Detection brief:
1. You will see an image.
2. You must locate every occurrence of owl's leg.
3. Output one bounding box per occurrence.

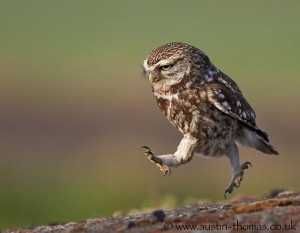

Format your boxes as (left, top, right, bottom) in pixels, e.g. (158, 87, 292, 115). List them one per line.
(142, 136, 197, 175)
(224, 142, 252, 198)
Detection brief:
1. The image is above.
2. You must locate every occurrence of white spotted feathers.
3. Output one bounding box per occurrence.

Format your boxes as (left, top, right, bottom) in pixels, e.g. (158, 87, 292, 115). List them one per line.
(144, 42, 278, 157)
(142, 42, 278, 198)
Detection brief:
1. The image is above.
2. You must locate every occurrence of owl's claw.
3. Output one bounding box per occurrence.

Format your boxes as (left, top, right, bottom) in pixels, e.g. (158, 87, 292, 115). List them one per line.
(241, 161, 252, 170)
(141, 146, 171, 175)
(224, 161, 252, 199)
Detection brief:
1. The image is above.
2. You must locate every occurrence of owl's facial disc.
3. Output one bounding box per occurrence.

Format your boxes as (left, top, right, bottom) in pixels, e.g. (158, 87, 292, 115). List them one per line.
(143, 57, 180, 84)
(149, 61, 175, 83)
(143, 59, 164, 83)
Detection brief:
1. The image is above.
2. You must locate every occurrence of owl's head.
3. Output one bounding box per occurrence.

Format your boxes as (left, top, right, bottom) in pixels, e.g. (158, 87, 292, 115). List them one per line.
(143, 42, 211, 92)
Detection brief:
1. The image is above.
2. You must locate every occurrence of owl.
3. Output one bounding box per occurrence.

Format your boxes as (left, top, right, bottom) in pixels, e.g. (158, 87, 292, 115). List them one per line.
(142, 42, 278, 198)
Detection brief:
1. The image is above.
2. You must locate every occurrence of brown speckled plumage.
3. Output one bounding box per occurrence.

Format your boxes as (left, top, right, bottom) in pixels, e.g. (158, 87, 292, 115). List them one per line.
(142, 42, 278, 197)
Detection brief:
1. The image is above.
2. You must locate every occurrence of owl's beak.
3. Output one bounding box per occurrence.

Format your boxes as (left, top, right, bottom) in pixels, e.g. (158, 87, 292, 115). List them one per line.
(148, 74, 160, 83)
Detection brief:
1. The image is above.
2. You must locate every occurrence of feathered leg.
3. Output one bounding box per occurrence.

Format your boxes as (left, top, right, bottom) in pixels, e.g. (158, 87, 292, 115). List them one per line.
(142, 136, 197, 175)
(224, 142, 252, 198)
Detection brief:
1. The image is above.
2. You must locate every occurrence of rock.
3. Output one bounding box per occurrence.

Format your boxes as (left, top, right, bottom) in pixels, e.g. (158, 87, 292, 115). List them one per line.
(4, 190, 300, 233)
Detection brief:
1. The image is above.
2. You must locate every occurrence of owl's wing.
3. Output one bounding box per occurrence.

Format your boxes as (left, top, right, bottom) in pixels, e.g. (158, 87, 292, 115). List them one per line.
(206, 73, 269, 142)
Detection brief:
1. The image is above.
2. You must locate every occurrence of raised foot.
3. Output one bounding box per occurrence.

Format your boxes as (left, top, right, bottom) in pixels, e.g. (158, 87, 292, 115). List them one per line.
(224, 161, 252, 199)
(141, 146, 171, 175)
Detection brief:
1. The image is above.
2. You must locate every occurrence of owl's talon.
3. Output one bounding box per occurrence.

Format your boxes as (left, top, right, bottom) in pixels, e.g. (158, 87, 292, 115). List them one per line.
(163, 167, 171, 176)
(141, 146, 151, 151)
(224, 186, 234, 199)
(224, 162, 252, 198)
(141, 146, 153, 155)
(141, 146, 171, 175)
(241, 161, 252, 170)
(224, 175, 242, 199)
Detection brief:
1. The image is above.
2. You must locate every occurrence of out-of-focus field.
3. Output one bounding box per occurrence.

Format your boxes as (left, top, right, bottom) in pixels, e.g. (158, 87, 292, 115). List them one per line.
(0, 0, 299, 229)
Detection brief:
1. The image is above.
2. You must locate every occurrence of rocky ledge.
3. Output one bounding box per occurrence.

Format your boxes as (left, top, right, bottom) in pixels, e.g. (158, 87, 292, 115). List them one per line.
(4, 190, 300, 233)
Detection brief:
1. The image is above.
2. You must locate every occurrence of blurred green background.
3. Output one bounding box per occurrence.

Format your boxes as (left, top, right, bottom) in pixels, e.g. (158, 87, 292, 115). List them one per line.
(0, 0, 299, 229)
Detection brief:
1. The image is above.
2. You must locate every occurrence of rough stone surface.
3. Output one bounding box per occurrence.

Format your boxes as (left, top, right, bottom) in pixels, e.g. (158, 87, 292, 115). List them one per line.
(4, 190, 300, 233)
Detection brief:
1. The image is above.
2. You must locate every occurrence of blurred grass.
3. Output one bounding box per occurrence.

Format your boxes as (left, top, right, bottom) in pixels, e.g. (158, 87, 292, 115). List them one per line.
(0, 0, 300, 230)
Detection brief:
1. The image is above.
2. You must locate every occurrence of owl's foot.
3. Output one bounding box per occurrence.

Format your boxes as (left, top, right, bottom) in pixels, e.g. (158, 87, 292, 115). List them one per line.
(224, 161, 252, 199)
(142, 146, 171, 175)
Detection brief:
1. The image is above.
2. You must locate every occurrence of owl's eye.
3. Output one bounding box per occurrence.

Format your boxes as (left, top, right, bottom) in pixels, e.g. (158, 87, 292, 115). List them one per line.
(160, 64, 173, 71)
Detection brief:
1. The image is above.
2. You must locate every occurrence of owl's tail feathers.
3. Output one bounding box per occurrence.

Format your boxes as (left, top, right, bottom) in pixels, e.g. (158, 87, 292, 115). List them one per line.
(237, 127, 279, 155)
(256, 138, 279, 155)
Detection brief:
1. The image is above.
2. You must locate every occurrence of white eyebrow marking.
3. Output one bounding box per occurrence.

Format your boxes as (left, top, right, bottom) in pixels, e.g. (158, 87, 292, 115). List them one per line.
(156, 59, 172, 67)
(143, 58, 173, 72)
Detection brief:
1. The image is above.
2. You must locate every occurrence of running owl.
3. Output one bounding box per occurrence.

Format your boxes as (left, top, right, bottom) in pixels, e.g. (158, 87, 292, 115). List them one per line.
(142, 42, 278, 198)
